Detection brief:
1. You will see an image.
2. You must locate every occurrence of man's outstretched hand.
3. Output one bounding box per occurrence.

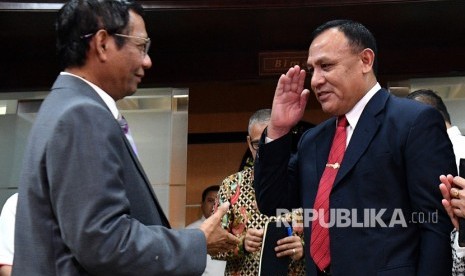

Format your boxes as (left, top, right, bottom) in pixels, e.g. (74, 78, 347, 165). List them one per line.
(200, 202, 240, 255)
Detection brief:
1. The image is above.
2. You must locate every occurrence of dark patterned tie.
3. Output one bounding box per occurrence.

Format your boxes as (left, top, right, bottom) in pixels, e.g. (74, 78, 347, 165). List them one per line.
(117, 113, 138, 156)
(310, 115, 348, 271)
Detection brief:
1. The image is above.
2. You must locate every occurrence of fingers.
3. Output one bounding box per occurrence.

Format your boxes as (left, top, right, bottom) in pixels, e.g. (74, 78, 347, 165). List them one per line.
(296, 65, 306, 89)
(222, 232, 240, 251)
(275, 73, 288, 96)
(451, 194, 465, 216)
(439, 175, 461, 229)
(275, 236, 303, 260)
(288, 65, 306, 93)
(288, 65, 304, 92)
(202, 202, 240, 255)
(277, 65, 307, 95)
(454, 176, 465, 189)
(226, 232, 240, 246)
(244, 236, 262, 252)
(244, 229, 263, 253)
(453, 208, 465, 220)
(206, 229, 240, 255)
(439, 183, 451, 202)
(443, 198, 459, 229)
(439, 174, 452, 189)
(246, 228, 264, 241)
(447, 178, 465, 230)
(200, 202, 228, 235)
(451, 187, 461, 200)
(300, 89, 311, 109)
(450, 177, 465, 201)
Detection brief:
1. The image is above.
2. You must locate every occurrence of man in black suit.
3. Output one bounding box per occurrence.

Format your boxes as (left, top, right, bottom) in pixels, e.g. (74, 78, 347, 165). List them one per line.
(13, 1, 238, 275)
(251, 19, 456, 275)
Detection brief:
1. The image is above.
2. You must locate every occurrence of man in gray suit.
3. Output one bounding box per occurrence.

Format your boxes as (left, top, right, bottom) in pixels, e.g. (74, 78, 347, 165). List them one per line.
(12, 1, 239, 275)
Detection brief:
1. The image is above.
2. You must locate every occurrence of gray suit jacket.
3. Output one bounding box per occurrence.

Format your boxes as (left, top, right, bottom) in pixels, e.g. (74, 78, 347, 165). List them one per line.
(13, 75, 206, 275)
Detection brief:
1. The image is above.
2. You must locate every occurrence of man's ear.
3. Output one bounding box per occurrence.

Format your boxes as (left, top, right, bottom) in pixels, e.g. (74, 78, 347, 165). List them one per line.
(93, 29, 110, 60)
(360, 48, 375, 73)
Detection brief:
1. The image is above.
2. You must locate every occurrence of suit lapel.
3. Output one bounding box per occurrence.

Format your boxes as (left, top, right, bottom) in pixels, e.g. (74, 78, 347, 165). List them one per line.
(120, 124, 171, 228)
(315, 119, 337, 181)
(302, 119, 336, 203)
(333, 89, 390, 188)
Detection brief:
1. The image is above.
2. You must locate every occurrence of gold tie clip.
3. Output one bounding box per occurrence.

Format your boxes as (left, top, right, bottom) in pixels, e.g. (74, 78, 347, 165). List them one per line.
(326, 162, 340, 169)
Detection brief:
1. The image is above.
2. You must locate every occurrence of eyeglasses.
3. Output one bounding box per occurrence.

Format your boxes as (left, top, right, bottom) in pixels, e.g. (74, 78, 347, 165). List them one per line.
(80, 31, 151, 57)
(114, 33, 151, 57)
(250, 140, 260, 150)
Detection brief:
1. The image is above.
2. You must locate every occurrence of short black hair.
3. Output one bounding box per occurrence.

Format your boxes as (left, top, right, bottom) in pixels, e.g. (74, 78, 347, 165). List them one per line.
(406, 89, 451, 124)
(202, 185, 219, 202)
(56, 0, 144, 69)
(311, 19, 378, 75)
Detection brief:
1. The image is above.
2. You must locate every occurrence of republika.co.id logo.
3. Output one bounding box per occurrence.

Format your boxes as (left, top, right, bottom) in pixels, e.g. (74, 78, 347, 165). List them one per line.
(275, 208, 438, 228)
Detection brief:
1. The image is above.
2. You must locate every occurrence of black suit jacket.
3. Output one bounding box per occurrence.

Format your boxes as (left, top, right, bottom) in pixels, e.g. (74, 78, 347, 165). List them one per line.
(255, 89, 456, 276)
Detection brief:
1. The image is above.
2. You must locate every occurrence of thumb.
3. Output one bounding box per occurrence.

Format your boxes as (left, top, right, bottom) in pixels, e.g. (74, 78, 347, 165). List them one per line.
(211, 202, 230, 220)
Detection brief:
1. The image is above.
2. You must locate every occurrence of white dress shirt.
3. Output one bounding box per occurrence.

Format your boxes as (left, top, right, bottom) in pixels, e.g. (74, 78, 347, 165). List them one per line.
(0, 193, 17, 266)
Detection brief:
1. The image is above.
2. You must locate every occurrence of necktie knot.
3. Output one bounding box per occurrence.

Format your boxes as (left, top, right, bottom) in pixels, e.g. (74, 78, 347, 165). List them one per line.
(116, 113, 138, 156)
(117, 114, 129, 134)
(337, 115, 348, 128)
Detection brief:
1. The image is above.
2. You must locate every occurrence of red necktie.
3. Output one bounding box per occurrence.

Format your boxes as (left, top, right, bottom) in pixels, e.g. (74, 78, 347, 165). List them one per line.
(310, 115, 348, 271)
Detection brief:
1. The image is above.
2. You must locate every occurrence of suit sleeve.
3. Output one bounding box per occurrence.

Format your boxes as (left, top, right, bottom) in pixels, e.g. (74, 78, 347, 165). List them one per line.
(47, 104, 206, 275)
(404, 107, 456, 275)
(254, 130, 299, 216)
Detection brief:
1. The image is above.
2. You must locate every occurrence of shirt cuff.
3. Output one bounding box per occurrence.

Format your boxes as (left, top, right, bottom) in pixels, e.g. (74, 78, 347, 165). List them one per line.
(454, 229, 465, 258)
(265, 137, 274, 144)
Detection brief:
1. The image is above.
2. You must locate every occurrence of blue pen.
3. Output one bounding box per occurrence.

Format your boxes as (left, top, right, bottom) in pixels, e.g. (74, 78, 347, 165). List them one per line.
(287, 226, 293, 236)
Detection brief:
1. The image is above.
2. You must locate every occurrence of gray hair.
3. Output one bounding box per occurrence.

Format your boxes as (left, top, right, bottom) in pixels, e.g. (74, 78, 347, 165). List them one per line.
(248, 109, 271, 135)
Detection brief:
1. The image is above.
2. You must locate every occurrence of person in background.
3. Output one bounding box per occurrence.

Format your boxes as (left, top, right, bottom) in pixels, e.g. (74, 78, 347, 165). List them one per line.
(237, 120, 314, 172)
(252, 19, 456, 275)
(406, 89, 465, 169)
(12, 1, 238, 275)
(0, 193, 17, 276)
(187, 185, 227, 275)
(408, 89, 465, 275)
(213, 109, 305, 276)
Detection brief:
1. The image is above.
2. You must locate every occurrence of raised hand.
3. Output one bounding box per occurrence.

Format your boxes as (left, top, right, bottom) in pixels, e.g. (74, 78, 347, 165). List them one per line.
(439, 174, 465, 229)
(268, 65, 310, 139)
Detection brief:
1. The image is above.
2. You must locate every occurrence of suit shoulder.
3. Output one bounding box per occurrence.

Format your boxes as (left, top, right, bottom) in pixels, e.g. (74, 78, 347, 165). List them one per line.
(386, 94, 443, 123)
(388, 94, 433, 114)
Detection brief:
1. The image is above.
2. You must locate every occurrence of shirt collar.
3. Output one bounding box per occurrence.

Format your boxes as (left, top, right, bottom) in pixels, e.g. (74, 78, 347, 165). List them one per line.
(447, 125, 463, 136)
(345, 82, 381, 130)
(60, 72, 119, 119)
